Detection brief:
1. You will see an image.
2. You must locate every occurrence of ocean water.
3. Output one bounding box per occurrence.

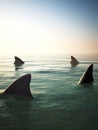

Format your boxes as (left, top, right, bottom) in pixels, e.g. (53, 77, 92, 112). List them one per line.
(0, 54, 98, 130)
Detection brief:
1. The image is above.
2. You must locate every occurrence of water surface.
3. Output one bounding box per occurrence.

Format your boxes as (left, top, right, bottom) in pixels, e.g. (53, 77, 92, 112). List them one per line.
(0, 54, 98, 130)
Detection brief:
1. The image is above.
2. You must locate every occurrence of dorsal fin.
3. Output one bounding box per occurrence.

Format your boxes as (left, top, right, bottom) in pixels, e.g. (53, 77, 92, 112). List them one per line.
(14, 56, 24, 66)
(78, 64, 94, 85)
(4, 74, 33, 98)
(70, 56, 79, 67)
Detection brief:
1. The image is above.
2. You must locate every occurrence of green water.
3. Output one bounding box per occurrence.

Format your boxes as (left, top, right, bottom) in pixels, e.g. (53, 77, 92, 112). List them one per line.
(0, 54, 98, 130)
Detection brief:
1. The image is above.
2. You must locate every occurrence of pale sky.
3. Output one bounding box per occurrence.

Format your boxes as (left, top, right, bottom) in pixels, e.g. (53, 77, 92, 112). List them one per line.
(0, 0, 98, 56)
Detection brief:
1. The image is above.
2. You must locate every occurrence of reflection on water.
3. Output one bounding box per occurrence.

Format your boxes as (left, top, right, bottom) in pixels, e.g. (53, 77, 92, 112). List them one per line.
(0, 54, 98, 130)
(15, 65, 24, 71)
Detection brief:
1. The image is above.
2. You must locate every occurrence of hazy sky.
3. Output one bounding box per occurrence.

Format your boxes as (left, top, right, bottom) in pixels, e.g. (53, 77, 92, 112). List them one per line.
(0, 0, 98, 55)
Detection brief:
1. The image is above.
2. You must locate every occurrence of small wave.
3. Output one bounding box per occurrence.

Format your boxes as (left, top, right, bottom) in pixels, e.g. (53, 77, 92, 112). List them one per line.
(34, 70, 56, 74)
